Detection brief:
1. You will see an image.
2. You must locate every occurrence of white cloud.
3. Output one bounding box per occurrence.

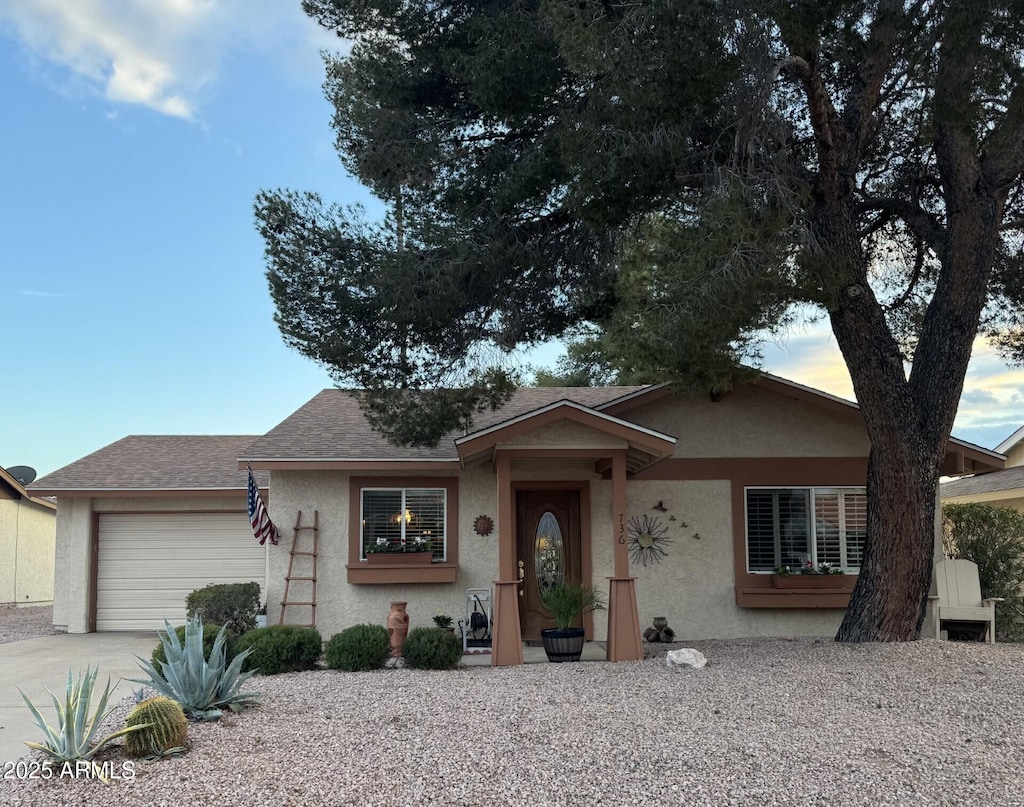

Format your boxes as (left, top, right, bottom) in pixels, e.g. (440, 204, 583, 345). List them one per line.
(0, 0, 343, 120)
(20, 289, 65, 298)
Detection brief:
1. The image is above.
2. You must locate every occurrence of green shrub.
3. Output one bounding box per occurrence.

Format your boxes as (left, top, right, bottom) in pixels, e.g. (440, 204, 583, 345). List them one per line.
(236, 625, 323, 675)
(124, 696, 188, 758)
(401, 627, 462, 670)
(151, 623, 234, 671)
(942, 502, 1024, 641)
(186, 582, 261, 636)
(131, 615, 259, 721)
(325, 624, 390, 671)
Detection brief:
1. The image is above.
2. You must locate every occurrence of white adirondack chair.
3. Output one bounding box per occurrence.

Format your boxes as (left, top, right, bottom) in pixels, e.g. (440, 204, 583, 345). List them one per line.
(930, 559, 1002, 644)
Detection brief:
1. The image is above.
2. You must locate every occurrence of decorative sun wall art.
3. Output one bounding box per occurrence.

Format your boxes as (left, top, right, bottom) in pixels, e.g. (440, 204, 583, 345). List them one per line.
(628, 514, 672, 566)
(474, 515, 494, 536)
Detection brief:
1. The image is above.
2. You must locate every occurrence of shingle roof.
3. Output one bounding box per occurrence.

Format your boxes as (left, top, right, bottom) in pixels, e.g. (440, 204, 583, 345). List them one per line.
(941, 466, 1024, 498)
(242, 387, 647, 461)
(29, 436, 267, 493)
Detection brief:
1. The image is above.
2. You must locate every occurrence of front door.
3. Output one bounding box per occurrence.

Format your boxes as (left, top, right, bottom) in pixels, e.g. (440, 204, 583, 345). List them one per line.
(516, 489, 582, 641)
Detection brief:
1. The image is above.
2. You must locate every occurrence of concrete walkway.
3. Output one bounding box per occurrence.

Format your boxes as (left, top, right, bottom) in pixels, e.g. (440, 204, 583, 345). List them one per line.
(0, 632, 156, 765)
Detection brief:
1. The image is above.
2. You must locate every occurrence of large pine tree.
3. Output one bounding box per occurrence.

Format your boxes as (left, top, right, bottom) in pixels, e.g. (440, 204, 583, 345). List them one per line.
(256, 1, 1024, 641)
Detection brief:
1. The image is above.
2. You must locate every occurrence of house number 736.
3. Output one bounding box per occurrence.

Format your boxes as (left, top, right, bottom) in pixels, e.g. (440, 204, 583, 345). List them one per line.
(617, 513, 626, 544)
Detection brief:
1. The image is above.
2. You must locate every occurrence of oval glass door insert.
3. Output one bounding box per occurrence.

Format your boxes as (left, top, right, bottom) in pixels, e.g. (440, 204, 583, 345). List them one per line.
(535, 511, 564, 596)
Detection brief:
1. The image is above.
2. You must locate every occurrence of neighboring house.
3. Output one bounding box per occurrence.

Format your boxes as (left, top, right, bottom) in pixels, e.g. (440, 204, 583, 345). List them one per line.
(30, 437, 269, 632)
(0, 466, 56, 606)
(31, 375, 1002, 663)
(941, 425, 1024, 510)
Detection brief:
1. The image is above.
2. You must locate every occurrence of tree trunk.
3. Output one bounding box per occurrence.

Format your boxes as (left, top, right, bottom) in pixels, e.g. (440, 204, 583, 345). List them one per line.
(837, 446, 938, 641)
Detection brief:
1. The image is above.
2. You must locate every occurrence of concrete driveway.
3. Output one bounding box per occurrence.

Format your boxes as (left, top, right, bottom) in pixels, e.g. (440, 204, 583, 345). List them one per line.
(0, 633, 156, 764)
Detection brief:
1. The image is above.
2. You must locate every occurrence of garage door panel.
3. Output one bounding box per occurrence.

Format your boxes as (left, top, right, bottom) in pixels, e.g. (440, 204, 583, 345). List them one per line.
(97, 513, 267, 631)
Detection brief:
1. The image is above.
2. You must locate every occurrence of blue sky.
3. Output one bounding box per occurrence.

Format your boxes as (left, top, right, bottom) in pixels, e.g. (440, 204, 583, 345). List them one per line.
(2, 2, 1022, 479)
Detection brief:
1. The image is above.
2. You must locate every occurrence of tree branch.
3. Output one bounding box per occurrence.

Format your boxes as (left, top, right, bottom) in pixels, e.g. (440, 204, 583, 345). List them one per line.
(857, 197, 947, 254)
(982, 78, 1024, 192)
(842, 0, 904, 161)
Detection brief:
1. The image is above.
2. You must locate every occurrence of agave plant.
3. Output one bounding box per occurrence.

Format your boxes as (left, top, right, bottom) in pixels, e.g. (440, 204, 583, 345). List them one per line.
(131, 615, 258, 721)
(20, 667, 146, 766)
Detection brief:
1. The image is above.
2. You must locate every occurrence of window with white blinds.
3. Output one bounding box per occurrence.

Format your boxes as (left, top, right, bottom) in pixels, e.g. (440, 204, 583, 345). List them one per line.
(746, 487, 866, 573)
(361, 488, 446, 560)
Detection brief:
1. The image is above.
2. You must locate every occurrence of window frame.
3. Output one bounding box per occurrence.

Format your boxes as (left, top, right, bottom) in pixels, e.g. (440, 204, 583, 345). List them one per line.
(744, 486, 866, 574)
(347, 476, 458, 585)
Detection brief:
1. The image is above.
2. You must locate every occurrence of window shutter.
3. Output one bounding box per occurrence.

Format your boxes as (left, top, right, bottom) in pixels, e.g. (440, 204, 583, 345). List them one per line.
(746, 491, 777, 571)
(814, 493, 842, 566)
(842, 493, 867, 569)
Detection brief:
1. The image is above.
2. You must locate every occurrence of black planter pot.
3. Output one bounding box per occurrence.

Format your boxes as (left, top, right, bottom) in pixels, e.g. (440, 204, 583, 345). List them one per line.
(540, 627, 585, 662)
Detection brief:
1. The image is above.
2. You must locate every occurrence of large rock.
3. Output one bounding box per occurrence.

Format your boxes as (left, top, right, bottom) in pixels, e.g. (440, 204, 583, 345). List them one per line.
(666, 648, 707, 670)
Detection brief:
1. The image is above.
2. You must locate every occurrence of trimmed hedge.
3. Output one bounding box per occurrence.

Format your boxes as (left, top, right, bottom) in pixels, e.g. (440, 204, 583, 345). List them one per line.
(401, 627, 462, 670)
(325, 624, 390, 671)
(236, 625, 323, 675)
(186, 582, 261, 636)
(151, 623, 234, 670)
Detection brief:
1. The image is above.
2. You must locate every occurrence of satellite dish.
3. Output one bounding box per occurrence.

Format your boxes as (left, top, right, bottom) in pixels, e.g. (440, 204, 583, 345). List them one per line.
(5, 466, 37, 486)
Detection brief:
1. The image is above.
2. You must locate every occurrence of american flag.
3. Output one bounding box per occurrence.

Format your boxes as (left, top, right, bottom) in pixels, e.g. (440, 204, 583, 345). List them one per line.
(247, 466, 279, 546)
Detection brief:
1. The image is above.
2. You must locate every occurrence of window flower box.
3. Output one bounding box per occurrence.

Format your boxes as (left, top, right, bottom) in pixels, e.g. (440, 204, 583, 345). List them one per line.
(366, 551, 434, 566)
(771, 574, 852, 590)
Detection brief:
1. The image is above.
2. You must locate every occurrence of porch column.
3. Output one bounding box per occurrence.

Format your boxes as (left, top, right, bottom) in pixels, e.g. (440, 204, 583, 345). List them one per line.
(492, 452, 523, 666)
(606, 451, 643, 662)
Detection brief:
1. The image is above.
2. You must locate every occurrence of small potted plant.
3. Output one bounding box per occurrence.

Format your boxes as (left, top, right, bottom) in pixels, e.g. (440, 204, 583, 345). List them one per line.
(539, 581, 606, 662)
(255, 603, 268, 629)
(432, 612, 455, 634)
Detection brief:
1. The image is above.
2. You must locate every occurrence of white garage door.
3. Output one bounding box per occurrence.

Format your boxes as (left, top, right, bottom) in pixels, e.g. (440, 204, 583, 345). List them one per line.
(97, 513, 267, 631)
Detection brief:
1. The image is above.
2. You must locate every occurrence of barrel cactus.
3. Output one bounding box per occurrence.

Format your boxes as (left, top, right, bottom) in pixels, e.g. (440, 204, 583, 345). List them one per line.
(124, 696, 188, 758)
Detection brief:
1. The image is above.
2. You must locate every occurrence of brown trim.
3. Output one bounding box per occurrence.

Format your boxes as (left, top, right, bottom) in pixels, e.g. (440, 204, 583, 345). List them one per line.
(243, 460, 459, 471)
(631, 457, 869, 482)
(497, 448, 628, 458)
(511, 480, 594, 638)
(94, 509, 249, 516)
(734, 588, 854, 608)
(88, 512, 99, 633)
(727, 466, 868, 609)
(346, 476, 459, 585)
(32, 488, 257, 499)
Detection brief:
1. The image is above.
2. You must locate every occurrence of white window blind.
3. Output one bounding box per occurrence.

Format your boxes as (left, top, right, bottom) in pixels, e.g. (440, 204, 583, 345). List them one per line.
(361, 488, 446, 560)
(747, 487, 866, 573)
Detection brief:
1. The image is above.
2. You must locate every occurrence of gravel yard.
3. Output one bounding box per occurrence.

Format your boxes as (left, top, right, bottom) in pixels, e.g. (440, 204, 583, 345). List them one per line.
(2, 631, 1022, 807)
(0, 606, 59, 644)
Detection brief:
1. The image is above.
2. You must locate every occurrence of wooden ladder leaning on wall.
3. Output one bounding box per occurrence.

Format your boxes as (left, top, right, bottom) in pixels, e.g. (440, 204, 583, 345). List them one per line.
(280, 510, 319, 627)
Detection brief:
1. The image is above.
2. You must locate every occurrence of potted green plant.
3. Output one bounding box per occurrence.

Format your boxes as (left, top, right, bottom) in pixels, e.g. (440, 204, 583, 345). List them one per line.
(538, 581, 606, 662)
(432, 612, 455, 634)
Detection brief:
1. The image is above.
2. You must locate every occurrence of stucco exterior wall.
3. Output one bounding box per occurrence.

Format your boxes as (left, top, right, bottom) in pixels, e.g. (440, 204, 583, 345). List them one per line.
(0, 499, 56, 606)
(267, 470, 502, 639)
(499, 419, 628, 448)
(52, 497, 93, 632)
(267, 462, 866, 643)
(629, 385, 870, 458)
(586, 479, 850, 640)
